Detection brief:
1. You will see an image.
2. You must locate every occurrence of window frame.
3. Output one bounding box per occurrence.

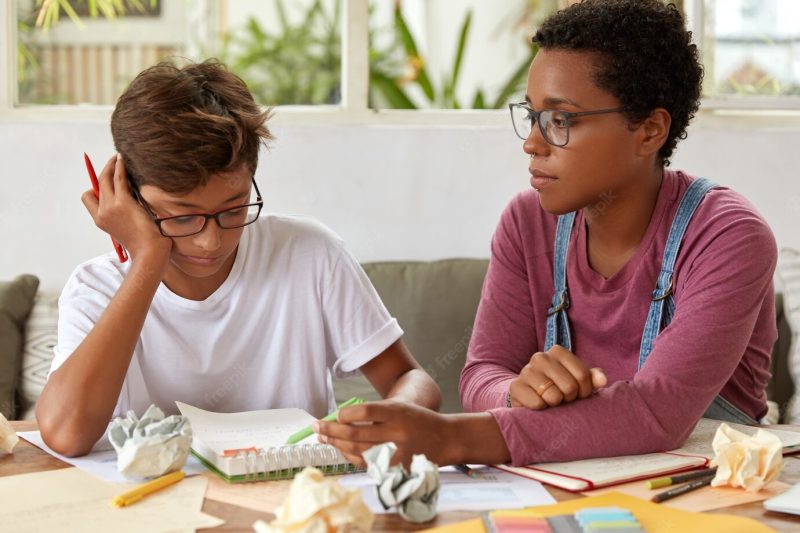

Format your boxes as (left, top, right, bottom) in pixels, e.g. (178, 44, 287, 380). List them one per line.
(1, 0, 799, 126)
(684, 0, 800, 110)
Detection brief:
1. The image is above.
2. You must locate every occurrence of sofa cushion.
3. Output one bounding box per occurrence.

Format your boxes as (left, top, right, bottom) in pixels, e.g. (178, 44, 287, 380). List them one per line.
(19, 291, 60, 420)
(0, 274, 39, 419)
(778, 248, 800, 424)
(768, 292, 794, 422)
(332, 259, 489, 413)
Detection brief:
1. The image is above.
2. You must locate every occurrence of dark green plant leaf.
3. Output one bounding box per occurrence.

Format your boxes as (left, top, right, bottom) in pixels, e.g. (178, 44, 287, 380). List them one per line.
(472, 89, 486, 109)
(449, 10, 472, 102)
(393, 4, 434, 102)
(370, 72, 417, 109)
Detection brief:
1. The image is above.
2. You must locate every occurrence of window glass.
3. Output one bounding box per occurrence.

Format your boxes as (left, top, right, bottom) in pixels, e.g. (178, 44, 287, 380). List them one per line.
(367, 0, 557, 109)
(16, 0, 342, 106)
(17, 0, 798, 109)
(702, 0, 800, 99)
(218, 0, 341, 106)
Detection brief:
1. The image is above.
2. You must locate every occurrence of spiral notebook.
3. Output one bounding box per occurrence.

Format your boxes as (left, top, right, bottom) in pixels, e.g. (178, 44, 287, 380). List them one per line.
(176, 401, 362, 483)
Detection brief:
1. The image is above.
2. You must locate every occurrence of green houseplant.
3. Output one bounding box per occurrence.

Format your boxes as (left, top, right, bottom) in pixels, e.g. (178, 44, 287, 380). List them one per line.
(19, 0, 541, 108)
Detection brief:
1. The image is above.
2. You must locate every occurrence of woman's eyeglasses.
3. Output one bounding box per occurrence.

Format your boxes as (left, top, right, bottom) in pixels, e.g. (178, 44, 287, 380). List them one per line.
(508, 102, 625, 147)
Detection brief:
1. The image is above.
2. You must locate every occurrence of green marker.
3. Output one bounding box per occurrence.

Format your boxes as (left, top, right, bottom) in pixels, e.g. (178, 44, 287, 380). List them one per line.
(285, 396, 365, 445)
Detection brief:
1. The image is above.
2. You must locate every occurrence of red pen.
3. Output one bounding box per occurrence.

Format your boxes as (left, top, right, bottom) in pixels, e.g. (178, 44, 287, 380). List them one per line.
(83, 153, 129, 263)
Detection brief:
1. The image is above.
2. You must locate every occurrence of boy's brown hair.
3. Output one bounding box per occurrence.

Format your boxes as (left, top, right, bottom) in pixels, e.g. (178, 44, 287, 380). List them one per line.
(111, 59, 272, 194)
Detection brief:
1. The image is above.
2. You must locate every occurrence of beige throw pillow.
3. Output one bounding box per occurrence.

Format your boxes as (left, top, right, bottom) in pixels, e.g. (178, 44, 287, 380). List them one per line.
(20, 291, 59, 420)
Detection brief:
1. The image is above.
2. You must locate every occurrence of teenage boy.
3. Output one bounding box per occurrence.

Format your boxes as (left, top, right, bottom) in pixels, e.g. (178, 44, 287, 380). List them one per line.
(37, 60, 440, 457)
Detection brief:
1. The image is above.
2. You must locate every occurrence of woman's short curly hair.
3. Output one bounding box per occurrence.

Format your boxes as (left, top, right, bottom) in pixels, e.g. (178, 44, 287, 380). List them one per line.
(534, 0, 702, 166)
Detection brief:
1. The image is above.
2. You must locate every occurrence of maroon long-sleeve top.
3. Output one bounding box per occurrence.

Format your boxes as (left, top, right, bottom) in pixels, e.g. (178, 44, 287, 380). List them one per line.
(460, 170, 777, 466)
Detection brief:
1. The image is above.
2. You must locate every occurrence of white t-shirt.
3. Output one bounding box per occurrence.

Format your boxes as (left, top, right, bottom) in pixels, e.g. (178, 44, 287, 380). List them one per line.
(50, 214, 403, 419)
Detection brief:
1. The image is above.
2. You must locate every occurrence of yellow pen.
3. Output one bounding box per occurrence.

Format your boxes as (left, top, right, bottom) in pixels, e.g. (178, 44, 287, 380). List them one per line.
(111, 470, 186, 508)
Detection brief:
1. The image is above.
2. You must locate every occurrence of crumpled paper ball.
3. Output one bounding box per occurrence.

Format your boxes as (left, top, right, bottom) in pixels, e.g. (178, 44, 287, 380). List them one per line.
(710, 422, 783, 492)
(252, 467, 373, 533)
(108, 404, 192, 479)
(363, 442, 439, 523)
(0, 412, 19, 453)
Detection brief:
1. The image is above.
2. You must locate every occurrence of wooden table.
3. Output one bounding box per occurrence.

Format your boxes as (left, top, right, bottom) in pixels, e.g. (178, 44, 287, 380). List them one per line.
(3, 421, 800, 532)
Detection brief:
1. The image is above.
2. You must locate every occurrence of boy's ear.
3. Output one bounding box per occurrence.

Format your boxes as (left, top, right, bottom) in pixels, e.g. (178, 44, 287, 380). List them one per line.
(637, 108, 671, 158)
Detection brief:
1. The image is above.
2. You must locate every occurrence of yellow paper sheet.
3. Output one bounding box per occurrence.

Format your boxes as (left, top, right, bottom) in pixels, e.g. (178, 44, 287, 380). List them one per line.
(583, 479, 790, 512)
(421, 492, 774, 533)
(0, 467, 223, 533)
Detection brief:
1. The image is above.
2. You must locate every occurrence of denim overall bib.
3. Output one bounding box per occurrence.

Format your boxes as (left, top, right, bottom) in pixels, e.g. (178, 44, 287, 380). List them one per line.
(543, 177, 758, 425)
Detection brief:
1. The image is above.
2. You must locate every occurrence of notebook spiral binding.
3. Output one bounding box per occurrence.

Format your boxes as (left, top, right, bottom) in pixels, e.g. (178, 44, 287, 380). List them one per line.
(231, 443, 356, 482)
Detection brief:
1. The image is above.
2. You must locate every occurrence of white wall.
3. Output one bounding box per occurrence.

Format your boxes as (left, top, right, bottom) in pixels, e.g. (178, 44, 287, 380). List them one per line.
(0, 113, 798, 293)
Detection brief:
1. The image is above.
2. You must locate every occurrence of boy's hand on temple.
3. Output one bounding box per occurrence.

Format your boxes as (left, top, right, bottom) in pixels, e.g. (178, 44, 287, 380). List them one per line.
(313, 400, 452, 469)
(509, 345, 607, 410)
(81, 154, 172, 266)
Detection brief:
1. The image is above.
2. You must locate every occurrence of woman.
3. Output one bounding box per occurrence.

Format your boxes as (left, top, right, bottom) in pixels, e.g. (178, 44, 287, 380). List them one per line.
(316, 0, 776, 468)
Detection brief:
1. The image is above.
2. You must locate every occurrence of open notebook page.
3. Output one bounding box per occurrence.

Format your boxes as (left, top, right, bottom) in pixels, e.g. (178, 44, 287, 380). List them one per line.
(175, 401, 319, 454)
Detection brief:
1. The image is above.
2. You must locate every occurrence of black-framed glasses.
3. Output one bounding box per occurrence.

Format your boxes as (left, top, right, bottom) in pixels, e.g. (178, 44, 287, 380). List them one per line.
(130, 178, 264, 238)
(508, 102, 625, 147)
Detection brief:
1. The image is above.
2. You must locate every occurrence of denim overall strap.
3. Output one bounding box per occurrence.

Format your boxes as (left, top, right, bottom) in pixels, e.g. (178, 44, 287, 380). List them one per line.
(635, 177, 758, 425)
(544, 211, 577, 352)
(637, 177, 716, 370)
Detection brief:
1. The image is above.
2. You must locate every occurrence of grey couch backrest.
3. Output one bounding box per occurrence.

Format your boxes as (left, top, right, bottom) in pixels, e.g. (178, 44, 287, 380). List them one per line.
(770, 293, 795, 422)
(337, 260, 795, 422)
(332, 259, 489, 413)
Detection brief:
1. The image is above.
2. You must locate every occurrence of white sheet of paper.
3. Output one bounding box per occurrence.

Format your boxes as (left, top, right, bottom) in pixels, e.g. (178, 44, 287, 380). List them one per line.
(18, 431, 208, 485)
(338, 465, 555, 513)
(763, 482, 800, 515)
(175, 401, 318, 452)
(0, 467, 223, 533)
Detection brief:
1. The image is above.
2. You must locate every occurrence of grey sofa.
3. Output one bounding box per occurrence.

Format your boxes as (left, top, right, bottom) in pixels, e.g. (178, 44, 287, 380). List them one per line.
(2, 259, 796, 422)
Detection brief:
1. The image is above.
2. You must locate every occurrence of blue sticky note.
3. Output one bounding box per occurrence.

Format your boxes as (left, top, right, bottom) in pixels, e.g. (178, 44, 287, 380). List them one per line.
(575, 507, 634, 521)
(574, 507, 641, 532)
(577, 514, 636, 526)
(583, 521, 642, 531)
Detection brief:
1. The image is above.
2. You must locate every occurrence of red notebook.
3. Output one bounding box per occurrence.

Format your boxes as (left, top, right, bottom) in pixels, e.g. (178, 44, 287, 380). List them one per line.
(496, 451, 707, 492)
(495, 418, 800, 492)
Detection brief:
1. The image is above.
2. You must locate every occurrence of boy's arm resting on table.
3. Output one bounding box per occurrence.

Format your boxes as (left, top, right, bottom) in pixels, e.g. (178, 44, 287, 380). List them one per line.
(359, 339, 441, 411)
(36, 252, 166, 457)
